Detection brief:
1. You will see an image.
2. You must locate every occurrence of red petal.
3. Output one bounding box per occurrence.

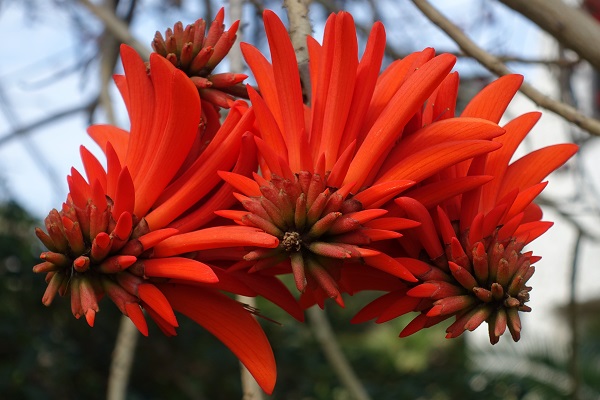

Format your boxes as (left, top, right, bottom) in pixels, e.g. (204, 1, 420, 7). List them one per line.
(143, 257, 218, 284)
(351, 290, 405, 324)
(133, 55, 200, 217)
(480, 112, 541, 211)
(138, 283, 178, 327)
(406, 175, 493, 210)
(339, 21, 386, 153)
(87, 124, 129, 165)
(376, 140, 501, 184)
(498, 143, 578, 200)
(263, 10, 306, 171)
(159, 284, 277, 394)
(318, 12, 359, 170)
(125, 302, 149, 336)
(461, 74, 523, 123)
(153, 226, 279, 258)
(80, 146, 107, 193)
(345, 53, 456, 190)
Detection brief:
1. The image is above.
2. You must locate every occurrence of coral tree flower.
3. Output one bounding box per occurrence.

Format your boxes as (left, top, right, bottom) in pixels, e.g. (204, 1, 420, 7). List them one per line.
(151, 7, 247, 110)
(212, 11, 506, 309)
(33, 44, 275, 393)
(352, 75, 578, 344)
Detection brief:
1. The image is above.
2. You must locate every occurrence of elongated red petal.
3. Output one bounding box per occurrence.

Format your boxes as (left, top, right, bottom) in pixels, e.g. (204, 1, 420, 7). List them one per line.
(159, 284, 276, 394)
(461, 74, 523, 123)
(345, 53, 456, 189)
(153, 226, 279, 257)
(143, 257, 218, 284)
(498, 143, 578, 199)
(138, 283, 178, 327)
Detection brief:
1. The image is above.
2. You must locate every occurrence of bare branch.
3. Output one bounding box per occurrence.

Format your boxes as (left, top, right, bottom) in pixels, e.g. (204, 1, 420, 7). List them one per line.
(307, 307, 372, 400)
(498, 0, 600, 72)
(78, 0, 150, 59)
(412, 0, 600, 137)
(0, 100, 97, 147)
(107, 316, 139, 400)
(284, 0, 313, 101)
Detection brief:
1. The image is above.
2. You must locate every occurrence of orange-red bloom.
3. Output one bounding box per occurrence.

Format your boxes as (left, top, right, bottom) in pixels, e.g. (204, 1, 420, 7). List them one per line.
(33, 44, 275, 393)
(207, 11, 506, 310)
(352, 76, 578, 344)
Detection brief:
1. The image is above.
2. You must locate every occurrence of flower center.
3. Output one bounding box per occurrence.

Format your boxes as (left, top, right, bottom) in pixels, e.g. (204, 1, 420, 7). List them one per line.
(282, 231, 302, 252)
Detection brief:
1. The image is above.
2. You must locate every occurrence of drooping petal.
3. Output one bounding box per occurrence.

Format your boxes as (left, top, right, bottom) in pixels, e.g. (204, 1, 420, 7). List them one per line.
(159, 284, 277, 394)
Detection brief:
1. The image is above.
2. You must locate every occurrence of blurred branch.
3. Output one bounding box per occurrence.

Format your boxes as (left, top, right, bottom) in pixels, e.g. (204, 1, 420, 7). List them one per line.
(107, 315, 139, 400)
(447, 52, 581, 67)
(498, 0, 600, 72)
(537, 195, 599, 241)
(78, 0, 150, 60)
(229, 0, 245, 76)
(412, 0, 600, 137)
(98, 0, 136, 125)
(204, 0, 213, 25)
(568, 229, 583, 400)
(0, 99, 97, 147)
(0, 82, 68, 200)
(307, 307, 371, 400)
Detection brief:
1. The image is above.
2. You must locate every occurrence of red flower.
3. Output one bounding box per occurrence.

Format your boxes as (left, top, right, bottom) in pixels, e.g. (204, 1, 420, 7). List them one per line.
(151, 7, 247, 110)
(33, 44, 275, 393)
(203, 11, 505, 310)
(352, 75, 578, 344)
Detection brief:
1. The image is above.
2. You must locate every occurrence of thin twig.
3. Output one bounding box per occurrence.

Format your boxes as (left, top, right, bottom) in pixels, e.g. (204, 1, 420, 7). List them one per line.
(306, 307, 372, 400)
(107, 316, 139, 400)
(411, 0, 600, 137)
(78, 0, 150, 59)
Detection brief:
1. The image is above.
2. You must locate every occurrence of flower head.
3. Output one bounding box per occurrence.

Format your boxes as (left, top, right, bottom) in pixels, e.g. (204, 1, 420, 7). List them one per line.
(210, 11, 506, 309)
(33, 44, 275, 393)
(151, 7, 247, 109)
(352, 76, 578, 344)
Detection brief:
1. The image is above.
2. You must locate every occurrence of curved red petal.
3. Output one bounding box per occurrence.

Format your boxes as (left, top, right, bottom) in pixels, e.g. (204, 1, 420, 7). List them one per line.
(159, 284, 277, 394)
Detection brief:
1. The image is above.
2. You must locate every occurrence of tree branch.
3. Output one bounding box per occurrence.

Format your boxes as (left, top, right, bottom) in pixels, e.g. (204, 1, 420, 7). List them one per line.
(107, 316, 139, 400)
(307, 307, 371, 400)
(283, 0, 313, 102)
(498, 0, 600, 72)
(78, 0, 150, 59)
(411, 0, 600, 137)
(0, 100, 97, 147)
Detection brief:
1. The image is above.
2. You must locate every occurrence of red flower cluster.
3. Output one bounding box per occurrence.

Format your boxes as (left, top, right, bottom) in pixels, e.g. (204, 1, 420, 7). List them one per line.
(32, 8, 577, 394)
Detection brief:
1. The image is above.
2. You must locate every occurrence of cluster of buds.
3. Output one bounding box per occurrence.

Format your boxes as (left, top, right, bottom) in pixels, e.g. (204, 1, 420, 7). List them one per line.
(151, 8, 247, 109)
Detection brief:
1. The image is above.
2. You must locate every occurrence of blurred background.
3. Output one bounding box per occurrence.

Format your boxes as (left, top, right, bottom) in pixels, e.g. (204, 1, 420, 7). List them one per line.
(1, 0, 599, 399)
